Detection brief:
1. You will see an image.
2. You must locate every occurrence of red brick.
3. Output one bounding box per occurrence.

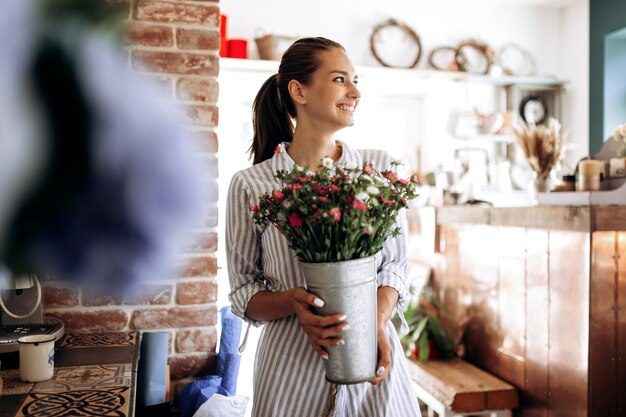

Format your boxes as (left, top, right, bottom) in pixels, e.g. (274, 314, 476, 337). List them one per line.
(42, 283, 79, 307)
(126, 22, 173, 47)
(176, 78, 218, 103)
(181, 104, 218, 126)
(136, 1, 219, 26)
(182, 232, 218, 252)
(175, 328, 217, 353)
(203, 205, 218, 228)
(169, 352, 216, 379)
(176, 28, 220, 51)
(139, 75, 173, 98)
(176, 280, 217, 305)
(82, 284, 173, 306)
(130, 305, 217, 329)
(131, 51, 218, 75)
(178, 255, 218, 277)
(47, 310, 129, 332)
(186, 129, 218, 153)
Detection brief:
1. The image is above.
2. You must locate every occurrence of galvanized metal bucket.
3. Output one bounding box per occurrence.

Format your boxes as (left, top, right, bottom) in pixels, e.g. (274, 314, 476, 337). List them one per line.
(300, 255, 377, 384)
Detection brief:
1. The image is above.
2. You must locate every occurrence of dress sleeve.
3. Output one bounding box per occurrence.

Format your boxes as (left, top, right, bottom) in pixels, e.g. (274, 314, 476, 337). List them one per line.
(372, 149, 410, 310)
(377, 213, 410, 310)
(225, 173, 269, 327)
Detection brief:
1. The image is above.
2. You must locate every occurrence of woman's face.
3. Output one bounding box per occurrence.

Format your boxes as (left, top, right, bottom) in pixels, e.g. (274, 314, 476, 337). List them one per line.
(299, 48, 361, 131)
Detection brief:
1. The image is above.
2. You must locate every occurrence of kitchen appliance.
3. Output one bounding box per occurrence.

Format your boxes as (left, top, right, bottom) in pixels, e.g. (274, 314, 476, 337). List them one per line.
(0, 269, 64, 353)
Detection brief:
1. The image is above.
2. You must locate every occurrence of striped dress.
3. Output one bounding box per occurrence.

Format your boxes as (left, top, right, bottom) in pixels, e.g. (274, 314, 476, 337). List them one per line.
(226, 141, 421, 417)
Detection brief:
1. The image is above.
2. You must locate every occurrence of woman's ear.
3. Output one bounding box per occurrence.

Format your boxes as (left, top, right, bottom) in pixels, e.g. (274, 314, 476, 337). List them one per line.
(288, 80, 306, 105)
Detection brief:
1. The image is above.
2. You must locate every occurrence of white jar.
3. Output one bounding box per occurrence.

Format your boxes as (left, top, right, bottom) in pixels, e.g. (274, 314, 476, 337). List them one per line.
(18, 334, 56, 382)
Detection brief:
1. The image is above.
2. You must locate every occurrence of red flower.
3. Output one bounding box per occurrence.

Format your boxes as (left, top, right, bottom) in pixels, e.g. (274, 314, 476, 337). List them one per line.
(385, 171, 397, 181)
(329, 207, 341, 221)
(252, 205, 259, 214)
(318, 196, 328, 203)
(398, 178, 409, 185)
(288, 213, 302, 227)
(352, 200, 366, 212)
(273, 191, 285, 200)
(291, 183, 302, 190)
(274, 146, 281, 154)
(330, 185, 341, 192)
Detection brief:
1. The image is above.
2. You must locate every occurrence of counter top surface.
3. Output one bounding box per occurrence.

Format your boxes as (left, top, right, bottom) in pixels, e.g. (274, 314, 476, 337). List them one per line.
(422, 205, 626, 232)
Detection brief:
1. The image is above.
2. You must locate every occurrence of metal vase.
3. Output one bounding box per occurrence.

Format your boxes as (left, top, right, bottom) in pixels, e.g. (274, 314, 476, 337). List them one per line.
(300, 255, 377, 384)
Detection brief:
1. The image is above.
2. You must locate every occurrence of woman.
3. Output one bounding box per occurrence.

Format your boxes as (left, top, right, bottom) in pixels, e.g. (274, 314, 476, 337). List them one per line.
(226, 37, 420, 417)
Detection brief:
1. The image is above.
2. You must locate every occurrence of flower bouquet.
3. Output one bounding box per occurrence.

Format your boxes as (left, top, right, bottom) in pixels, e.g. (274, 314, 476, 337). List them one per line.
(252, 157, 419, 262)
(253, 156, 419, 384)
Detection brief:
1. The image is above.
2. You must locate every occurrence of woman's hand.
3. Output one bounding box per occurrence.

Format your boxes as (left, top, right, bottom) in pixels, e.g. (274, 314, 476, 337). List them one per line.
(288, 287, 349, 360)
(369, 325, 392, 385)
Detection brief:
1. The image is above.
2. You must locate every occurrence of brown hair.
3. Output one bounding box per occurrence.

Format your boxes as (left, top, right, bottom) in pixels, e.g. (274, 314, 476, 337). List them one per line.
(250, 37, 345, 164)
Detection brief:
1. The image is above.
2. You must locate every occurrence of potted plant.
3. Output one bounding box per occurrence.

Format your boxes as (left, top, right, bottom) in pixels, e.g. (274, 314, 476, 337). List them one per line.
(400, 286, 456, 362)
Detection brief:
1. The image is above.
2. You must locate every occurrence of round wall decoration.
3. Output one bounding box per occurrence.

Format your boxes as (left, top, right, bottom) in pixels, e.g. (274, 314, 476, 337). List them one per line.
(370, 18, 422, 69)
(454, 40, 495, 74)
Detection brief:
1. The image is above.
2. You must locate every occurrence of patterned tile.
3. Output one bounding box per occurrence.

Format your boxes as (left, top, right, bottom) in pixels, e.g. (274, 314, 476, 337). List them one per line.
(59, 333, 136, 349)
(32, 364, 132, 392)
(0, 369, 34, 395)
(15, 387, 130, 417)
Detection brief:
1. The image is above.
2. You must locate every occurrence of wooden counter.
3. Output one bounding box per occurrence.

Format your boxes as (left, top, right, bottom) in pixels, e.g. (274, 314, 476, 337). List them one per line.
(409, 205, 626, 417)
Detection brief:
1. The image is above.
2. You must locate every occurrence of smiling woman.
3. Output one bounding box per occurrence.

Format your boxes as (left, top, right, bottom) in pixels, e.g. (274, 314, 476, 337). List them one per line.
(225, 37, 421, 417)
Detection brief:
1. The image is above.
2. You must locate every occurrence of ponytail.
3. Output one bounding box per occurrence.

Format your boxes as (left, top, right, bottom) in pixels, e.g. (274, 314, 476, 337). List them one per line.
(250, 74, 294, 165)
(249, 37, 345, 164)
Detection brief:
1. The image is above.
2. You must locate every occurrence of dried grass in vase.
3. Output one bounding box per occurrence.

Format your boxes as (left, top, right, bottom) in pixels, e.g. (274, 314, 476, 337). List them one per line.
(512, 117, 565, 181)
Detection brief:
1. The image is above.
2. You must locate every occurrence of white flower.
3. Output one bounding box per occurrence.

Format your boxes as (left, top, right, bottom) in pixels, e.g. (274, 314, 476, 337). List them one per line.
(355, 191, 369, 201)
(282, 200, 291, 208)
(362, 224, 373, 235)
(366, 185, 380, 195)
(613, 124, 626, 143)
(345, 161, 357, 170)
(321, 157, 334, 169)
(360, 174, 373, 182)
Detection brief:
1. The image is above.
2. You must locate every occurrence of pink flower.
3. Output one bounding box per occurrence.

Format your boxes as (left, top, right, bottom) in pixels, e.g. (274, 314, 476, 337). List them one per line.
(398, 178, 409, 185)
(318, 196, 328, 203)
(352, 200, 366, 212)
(252, 205, 259, 214)
(273, 191, 285, 200)
(385, 171, 397, 181)
(364, 164, 373, 174)
(329, 207, 341, 221)
(274, 146, 281, 154)
(288, 213, 302, 227)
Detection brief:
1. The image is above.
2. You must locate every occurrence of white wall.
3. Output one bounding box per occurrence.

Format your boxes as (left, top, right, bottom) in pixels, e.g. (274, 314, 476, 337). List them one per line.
(559, 0, 590, 167)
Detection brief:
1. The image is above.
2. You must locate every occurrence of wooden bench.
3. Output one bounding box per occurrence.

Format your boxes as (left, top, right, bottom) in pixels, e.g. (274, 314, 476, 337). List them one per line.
(406, 357, 518, 417)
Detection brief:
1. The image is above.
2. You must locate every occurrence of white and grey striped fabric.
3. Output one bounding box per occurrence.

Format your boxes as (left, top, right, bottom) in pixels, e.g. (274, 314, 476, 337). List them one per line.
(226, 141, 421, 417)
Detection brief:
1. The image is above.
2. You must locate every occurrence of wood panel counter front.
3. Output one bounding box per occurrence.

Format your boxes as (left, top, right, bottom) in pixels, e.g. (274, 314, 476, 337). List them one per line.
(410, 205, 626, 417)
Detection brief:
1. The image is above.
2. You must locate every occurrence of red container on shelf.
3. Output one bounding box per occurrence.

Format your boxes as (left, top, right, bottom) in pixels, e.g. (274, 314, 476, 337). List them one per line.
(227, 39, 248, 59)
(219, 14, 229, 57)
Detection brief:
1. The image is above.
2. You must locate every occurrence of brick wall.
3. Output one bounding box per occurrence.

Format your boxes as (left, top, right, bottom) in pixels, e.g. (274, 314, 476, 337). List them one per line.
(43, 0, 221, 391)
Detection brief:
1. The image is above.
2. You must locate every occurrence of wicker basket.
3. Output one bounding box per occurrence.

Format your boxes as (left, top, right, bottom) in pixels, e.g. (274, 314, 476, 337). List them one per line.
(255, 34, 297, 60)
